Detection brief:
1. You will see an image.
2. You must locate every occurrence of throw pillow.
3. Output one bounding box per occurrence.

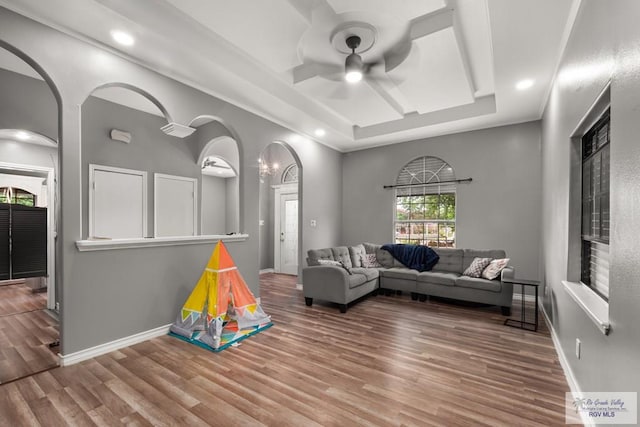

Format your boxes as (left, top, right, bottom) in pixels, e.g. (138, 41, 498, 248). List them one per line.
(362, 253, 382, 268)
(317, 259, 341, 266)
(463, 257, 492, 278)
(317, 259, 353, 274)
(481, 258, 510, 280)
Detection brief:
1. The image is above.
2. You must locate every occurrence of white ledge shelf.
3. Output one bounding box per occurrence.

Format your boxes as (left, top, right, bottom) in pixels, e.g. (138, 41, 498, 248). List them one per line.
(76, 234, 249, 252)
(562, 280, 610, 335)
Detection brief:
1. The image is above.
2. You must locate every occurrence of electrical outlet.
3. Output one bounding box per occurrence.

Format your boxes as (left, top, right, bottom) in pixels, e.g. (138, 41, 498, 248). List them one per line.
(55, 302, 60, 311)
(576, 338, 581, 359)
(259, 219, 265, 226)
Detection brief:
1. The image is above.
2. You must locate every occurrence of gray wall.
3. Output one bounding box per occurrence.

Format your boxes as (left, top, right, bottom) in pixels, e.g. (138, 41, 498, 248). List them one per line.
(342, 121, 542, 280)
(0, 8, 343, 355)
(225, 177, 238, 232)
(81, 96, 201, 238)
(0, 139, 57, 170)
(541, 0, 640, 394)
(0, 67, 57, 141)
(201, 174, 227, 234)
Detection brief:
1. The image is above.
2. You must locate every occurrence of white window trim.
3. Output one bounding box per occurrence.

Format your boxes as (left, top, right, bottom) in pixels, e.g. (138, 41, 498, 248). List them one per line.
(153, 173, 198, 238)
(565, 82, 611, 333)
(89, 164, 148, 239)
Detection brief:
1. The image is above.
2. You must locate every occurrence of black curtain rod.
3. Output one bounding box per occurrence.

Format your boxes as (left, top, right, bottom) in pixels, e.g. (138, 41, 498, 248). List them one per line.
(383, 178, 472, 189)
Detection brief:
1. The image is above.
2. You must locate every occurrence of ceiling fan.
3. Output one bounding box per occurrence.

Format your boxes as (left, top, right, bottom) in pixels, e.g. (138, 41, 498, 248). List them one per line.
(202, 157, 230, 170)
(342, 35, 381, 83)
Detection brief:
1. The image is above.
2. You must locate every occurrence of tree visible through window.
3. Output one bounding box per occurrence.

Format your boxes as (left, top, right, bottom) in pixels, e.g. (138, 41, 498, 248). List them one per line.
(394, 156, 456, 247)
(0, 187, 36, 207)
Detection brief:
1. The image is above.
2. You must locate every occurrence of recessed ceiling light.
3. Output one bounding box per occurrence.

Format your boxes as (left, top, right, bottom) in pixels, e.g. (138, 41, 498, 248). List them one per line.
(314, 128, 326, 137)
(15, 131, 30, 140)
(111, 30, 135, 46)
(516, 79, 534, 90)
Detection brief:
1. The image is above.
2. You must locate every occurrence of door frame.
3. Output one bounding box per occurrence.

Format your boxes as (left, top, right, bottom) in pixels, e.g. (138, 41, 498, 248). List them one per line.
(0, 161, 56, 310)
(273, 183, 298, 274)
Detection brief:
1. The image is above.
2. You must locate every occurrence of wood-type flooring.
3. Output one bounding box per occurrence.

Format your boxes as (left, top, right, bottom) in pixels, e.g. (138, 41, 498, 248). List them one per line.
(0, 282, 59, 384)
(0, 273, 574, 426)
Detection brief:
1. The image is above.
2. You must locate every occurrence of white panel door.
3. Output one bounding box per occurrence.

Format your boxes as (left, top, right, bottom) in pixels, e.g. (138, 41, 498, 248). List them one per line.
(279, 193, 298, 275)
(155, 174, 197, 237)
(91, 166, 146, 239)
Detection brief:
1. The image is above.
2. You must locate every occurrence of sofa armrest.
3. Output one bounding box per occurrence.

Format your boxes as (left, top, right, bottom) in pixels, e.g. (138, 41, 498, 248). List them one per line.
(501, 266, 515, 282)
(302, 266, 350, 301)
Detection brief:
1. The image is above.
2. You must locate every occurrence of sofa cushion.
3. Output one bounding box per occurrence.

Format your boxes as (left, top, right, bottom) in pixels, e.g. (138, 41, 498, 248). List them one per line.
(331, 246, 353, 268)
(307, 248, 334, 266)
(462, 249, 506, 272)
(432, 248, 464, 273)
(350, 267, 380, 281)
(375, 247, 396, 268)
(380, 267, 419, 281)
(416, 271, 458, 286)
(455, 276, 502, 293)
(363, 242, 380, 254)
(349, 244, 366, 267)
(348, 273, 368, 289)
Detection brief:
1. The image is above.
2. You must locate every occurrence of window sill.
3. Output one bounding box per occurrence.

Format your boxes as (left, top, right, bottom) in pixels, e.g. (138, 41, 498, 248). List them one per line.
(561, 280, 610, 335)
(75, 234, 249, 252)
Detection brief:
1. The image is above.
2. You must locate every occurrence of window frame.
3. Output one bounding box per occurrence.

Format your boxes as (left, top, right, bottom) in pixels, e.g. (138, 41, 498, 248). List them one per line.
(580, 108, 610, 300)
(393, 156, 457, 248)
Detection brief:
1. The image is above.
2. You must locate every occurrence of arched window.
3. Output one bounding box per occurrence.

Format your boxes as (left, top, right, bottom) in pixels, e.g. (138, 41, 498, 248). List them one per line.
(394, 156, 456, 247)
(281, 164, 298, 184)
(0, 187, 36, 207)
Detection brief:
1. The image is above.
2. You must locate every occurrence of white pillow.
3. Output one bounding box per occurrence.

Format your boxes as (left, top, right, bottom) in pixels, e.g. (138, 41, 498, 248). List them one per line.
(481, 258, 510, 280)
(317, 259, 341, 266)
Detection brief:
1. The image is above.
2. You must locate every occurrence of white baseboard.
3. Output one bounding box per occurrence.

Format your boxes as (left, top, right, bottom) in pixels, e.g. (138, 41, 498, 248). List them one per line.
(259, 268, 275, 275)
(539, 301, 593, 427)
(59, 323, 171, 367)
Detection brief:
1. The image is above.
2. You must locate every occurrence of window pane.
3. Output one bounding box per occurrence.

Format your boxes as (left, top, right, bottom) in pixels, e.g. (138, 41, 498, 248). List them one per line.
(582, 161, 591, 200)
(601, 192, 610, 241)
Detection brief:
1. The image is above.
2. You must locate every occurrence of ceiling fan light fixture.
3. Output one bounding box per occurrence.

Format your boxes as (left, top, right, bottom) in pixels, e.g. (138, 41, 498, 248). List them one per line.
(345, 52, 363, 83)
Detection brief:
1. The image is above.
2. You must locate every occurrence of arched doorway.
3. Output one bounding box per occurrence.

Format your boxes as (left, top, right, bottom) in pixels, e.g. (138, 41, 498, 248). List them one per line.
(258, 142, 302, 277)
(0, 44, 61, 383)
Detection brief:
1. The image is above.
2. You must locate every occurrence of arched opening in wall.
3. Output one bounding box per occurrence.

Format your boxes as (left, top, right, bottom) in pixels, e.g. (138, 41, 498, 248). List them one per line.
(81, 84, 186, 239)
(0, 44, 61, 383)
(258, 142, 302, 280)
(197, 136, 240, 235)
(394, 156, 457, 247)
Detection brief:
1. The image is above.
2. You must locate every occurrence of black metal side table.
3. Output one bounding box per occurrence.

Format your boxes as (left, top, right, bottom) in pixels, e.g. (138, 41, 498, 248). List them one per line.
(503, 278, 540, 332)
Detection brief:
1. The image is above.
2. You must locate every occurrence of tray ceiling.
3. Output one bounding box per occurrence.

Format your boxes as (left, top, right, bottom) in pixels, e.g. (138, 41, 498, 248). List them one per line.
(0, 0, 580, 151)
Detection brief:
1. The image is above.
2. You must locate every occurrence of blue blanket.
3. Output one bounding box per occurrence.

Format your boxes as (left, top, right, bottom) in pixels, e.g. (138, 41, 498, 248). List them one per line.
(380, 244, 440, 272)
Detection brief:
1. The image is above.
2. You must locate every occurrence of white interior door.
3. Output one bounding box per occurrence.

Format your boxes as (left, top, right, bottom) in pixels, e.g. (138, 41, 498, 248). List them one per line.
(277, 192, 298, 275)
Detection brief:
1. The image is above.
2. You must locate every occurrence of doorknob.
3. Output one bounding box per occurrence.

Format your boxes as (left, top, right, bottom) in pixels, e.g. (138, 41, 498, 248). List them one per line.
(280, 232, 285, 242)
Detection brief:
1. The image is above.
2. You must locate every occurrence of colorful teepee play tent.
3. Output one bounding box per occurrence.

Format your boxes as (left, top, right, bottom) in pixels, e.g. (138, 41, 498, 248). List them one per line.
(169, 241, 272, 352)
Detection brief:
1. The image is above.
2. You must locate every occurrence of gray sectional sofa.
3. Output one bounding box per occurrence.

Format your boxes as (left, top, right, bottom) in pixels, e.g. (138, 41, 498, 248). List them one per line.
(302, 243, 514, 314)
